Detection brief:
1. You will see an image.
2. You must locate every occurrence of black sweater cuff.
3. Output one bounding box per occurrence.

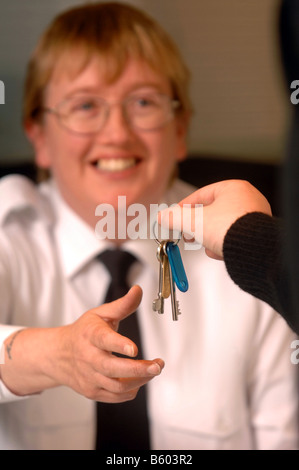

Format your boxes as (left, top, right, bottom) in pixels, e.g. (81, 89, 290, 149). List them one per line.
(223, 212, 297, 333)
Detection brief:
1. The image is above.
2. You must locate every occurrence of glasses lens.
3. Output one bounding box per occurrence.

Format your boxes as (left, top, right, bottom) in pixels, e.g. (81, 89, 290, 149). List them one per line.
(58, 96, 106, 134)
(126, 93, 176, 130)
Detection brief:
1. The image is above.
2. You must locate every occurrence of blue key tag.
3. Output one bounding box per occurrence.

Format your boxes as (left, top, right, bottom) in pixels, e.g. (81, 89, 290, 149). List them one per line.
(166, 242, 189, 292)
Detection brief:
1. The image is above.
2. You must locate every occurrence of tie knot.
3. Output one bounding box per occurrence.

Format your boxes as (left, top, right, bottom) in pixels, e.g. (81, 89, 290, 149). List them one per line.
(98, 249, 137, 282)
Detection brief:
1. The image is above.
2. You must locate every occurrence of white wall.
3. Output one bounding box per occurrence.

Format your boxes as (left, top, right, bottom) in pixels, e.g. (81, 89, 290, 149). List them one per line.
(0, 0, 288, 163)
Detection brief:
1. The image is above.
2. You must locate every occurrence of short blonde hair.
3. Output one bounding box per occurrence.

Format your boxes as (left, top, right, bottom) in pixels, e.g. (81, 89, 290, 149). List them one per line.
(23, 1, 191, 124)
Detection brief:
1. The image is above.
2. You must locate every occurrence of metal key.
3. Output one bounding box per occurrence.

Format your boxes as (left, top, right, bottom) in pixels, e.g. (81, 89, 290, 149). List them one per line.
(152, 237, 188, 321)
(152, 244, 165, 314)
(161, 241, 171, 299)
(168, 252, 181, 321)
(166, 241, 189, 320)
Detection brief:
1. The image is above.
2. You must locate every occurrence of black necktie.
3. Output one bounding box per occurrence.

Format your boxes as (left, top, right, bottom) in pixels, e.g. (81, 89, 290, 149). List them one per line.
(95, 249, 150, 450)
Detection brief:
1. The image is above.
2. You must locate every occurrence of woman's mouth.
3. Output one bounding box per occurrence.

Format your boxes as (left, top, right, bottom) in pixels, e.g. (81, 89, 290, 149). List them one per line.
(95, 157, 138, 172)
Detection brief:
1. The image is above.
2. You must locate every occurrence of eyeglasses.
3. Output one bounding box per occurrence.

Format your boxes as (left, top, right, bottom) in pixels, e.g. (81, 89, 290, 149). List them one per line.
(42, 92, 180, 135)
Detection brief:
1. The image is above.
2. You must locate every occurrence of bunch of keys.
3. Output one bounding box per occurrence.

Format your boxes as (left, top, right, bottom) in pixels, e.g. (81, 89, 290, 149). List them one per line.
(152, 238, 189, 321)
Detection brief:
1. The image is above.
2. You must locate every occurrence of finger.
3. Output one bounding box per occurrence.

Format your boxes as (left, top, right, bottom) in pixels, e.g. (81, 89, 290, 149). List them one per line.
(205, 248, 224, 261)
(177, 183, 220, 207)
(100, 371, 161, 394)
(176, 180, 252, 207)
(90, 286, 143, 357)
(98, 285, 143, 323)
(158, 205, 202, 245)
(98, 356, 165, 379)
(93, 359, 164, 402)
(93, 385, 142, 404)
(158, 204, 183, 232)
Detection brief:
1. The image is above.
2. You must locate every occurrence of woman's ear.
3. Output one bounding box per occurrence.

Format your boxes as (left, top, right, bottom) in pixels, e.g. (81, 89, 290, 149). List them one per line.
(24, 120, 51, 169)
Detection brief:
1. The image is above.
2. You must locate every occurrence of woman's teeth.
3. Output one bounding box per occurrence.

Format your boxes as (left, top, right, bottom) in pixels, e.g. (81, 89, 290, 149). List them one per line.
(96, 158, 136, 172)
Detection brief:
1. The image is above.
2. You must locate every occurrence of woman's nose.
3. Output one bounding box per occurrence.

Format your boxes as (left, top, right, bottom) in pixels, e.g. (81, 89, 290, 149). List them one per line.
(96, 103, 133, 143)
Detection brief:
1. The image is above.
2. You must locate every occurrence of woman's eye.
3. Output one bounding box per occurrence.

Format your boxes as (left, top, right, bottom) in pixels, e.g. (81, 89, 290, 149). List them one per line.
(136, 97, 155, 107)
(137, 98, 150, 106)
(76, 100, 96, 111)
(67, 98, 100, 114)
(132, 96, 160, 111)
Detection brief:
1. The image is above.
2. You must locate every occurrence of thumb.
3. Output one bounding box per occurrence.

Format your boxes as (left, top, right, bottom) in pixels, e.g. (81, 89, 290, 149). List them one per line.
(157, 183, 219, 234)
(100, 285, 143, 324)
(158, 204, 203, 245)
(158, 204, 183, 233)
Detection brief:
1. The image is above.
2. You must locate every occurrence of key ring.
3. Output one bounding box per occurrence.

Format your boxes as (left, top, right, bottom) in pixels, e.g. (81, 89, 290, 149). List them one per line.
(152, 221, 181, 246)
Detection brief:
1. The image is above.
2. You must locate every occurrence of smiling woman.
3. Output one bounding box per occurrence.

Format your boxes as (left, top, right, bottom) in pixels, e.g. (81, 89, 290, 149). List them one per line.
(22, 3, 190, 228)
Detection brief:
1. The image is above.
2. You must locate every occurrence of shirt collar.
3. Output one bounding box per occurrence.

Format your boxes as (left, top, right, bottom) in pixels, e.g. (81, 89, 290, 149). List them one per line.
(47, 181, 109, 278)
(0, 174, 54, 227)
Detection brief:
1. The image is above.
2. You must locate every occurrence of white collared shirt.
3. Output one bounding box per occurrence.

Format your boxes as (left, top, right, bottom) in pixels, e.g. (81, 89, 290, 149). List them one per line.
(0, 174, 298, 450)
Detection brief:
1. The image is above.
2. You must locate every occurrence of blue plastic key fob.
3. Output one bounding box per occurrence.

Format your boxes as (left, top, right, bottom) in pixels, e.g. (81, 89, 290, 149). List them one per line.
(166, 242, 189, 292)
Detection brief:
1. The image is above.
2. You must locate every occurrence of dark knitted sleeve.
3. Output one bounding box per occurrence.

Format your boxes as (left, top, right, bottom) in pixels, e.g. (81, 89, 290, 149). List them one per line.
(223, 212, 298, 333)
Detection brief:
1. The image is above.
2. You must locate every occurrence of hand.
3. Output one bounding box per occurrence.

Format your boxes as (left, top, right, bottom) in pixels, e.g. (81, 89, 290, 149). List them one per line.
(0, 286, 164, 403)
(59, 285, 164, 403)
(158, 179, 272, 259)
